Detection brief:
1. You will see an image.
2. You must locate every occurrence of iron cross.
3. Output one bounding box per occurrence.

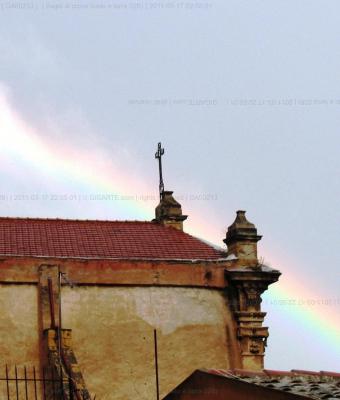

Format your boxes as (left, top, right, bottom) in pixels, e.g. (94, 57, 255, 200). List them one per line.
(155, 142, 165, 200)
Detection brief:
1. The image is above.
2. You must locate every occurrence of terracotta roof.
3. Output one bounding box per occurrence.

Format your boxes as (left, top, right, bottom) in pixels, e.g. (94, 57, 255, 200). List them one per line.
(206, 369, 340, 399)
(0, 217, 227, 260)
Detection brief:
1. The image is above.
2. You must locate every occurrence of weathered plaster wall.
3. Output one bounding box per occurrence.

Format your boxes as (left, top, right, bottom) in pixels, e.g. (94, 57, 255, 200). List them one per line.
(0, 284, 40, 366)
(0, 284, 40, 398)
(61, 286, 235, 400)
(0, 259, 244, 398)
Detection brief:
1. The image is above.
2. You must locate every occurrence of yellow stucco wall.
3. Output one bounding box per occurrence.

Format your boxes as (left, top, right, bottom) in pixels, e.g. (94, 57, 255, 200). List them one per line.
(0, 284, 41, 398)
(0, 284, 40, 366)
(61, 286, 234, 400)
(0, 283, 236, 400)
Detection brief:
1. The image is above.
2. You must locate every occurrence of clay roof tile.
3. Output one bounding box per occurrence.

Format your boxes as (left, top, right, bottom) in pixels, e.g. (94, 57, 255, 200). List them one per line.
(0, 217, 227, 261)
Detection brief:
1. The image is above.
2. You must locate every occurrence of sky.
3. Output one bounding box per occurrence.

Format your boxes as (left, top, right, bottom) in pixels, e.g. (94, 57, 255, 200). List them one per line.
(0, 0, 339, 371)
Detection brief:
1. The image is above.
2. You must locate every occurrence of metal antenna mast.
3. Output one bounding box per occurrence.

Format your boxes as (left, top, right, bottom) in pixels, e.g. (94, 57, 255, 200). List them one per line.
(154, 329, 160, 400)
(155, 142, 165, 200)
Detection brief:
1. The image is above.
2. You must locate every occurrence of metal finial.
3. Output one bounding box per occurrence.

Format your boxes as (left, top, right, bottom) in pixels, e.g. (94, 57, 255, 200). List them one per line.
(155, 142, 165, 200)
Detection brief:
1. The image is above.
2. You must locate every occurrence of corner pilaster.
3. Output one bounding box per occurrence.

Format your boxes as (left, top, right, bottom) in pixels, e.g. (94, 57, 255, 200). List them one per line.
(226, 268, 280, 370)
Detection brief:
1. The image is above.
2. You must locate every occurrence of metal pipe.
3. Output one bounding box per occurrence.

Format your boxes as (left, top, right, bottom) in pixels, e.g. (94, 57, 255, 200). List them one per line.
(14, 365, 19, 400)
(154, 329, 160, 400)
(5, 365, 10, 400)
(33, 367, 37, 400)
(24, 366, 28, 400)
(58, 272, 62, 377)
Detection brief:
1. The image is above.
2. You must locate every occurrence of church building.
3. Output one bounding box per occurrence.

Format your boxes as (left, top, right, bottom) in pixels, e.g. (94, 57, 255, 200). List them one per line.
(0, 144, 281, 399)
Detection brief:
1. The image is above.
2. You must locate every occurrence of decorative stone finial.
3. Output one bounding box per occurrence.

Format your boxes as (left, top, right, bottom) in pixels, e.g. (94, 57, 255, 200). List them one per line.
(154, 191, 187, 231)
(224, 210, 262, 262)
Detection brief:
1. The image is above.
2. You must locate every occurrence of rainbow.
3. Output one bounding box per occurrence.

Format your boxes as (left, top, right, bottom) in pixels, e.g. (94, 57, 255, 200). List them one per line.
(262, 252, 340, 356)
(0, 85, 221, 239)
(0, 86, 339, 366)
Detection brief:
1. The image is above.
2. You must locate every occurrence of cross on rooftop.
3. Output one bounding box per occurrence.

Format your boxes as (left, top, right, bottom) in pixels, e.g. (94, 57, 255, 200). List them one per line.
(155, 142, 165, 200)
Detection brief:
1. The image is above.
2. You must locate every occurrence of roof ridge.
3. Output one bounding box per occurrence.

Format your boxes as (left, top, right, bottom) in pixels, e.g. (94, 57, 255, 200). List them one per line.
(190, 234, 227, 253)
(0, 216, 152, 223)
(209, 368, 340, 379)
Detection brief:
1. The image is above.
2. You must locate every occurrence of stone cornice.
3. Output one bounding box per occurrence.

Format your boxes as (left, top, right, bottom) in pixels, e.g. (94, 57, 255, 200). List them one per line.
(0, 257, 236, 289)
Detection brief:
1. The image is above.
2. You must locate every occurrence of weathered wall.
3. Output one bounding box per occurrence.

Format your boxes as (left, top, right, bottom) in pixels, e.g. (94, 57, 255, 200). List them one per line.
(0, 258, 244, 399)
(0, 284, 41, 398)
(61, 286, 235, 400)
(0, 284, 40, 366)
